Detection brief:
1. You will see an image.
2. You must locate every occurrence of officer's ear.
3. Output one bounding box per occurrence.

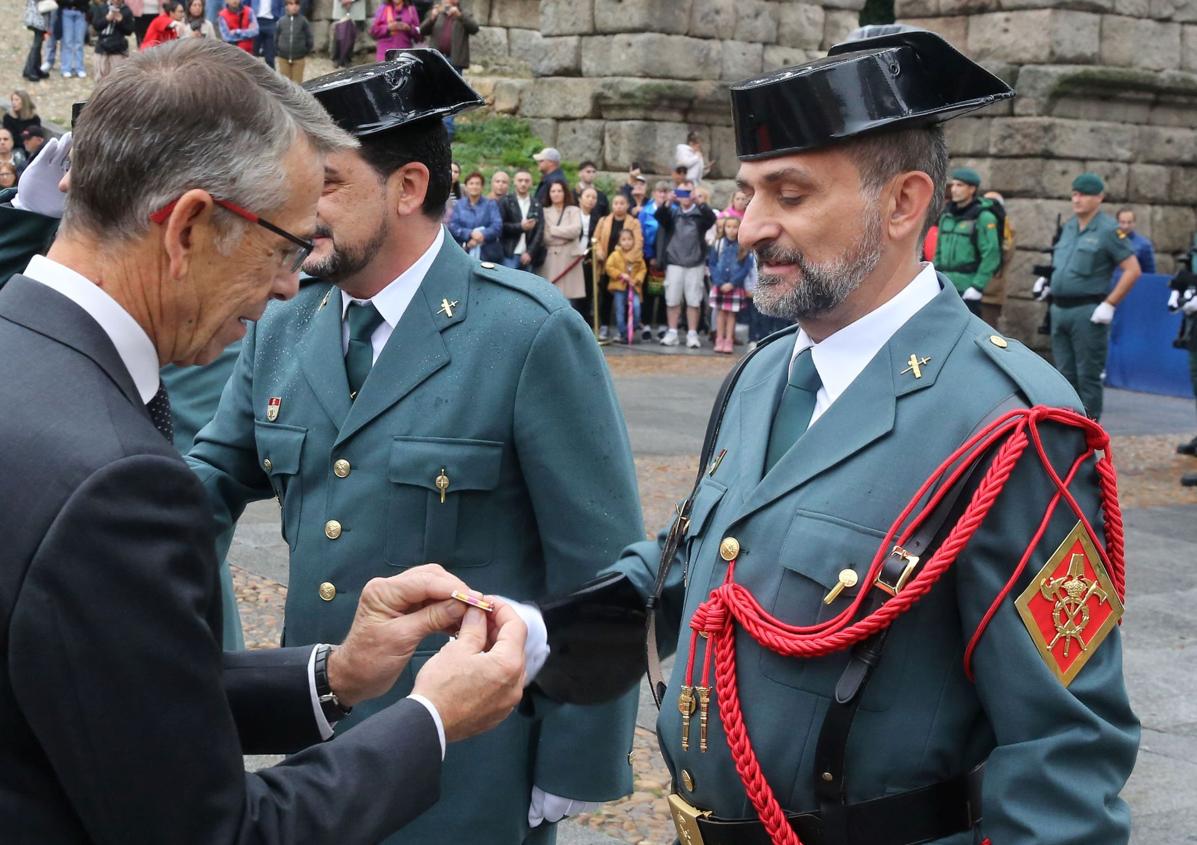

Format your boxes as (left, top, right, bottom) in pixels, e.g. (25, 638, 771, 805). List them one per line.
(883, 170, 935, 250)
(387, 161, 431, 219)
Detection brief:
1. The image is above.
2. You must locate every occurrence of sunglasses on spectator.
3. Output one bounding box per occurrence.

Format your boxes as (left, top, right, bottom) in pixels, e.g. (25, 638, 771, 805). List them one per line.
(149, 196, 314, 273)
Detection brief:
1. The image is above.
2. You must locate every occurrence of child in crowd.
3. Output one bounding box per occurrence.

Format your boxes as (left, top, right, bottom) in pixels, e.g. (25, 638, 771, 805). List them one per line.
(606, 227, 646, 344)
(708, 216, 751, 354)
(274, 0, 312, 83)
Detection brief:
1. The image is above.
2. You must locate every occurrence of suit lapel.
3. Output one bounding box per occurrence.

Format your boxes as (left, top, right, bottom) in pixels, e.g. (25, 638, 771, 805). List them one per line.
(0, 275, 142, 408)
(333, 236, 471, 448)
(733, 344, 791, 491)
(299, 286, 353, 427)
(736, 280, 970, 519)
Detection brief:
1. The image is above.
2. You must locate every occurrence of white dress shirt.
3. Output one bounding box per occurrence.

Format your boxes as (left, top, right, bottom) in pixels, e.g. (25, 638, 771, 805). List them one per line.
(339, 227, 444, 360)
(24, 255, 160, 403)
(791, 263, 941, 426)
(515, 194, 531, 256)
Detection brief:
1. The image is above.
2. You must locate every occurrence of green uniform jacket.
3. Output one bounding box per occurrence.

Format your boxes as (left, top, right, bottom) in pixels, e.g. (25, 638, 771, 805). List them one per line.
(0, 189, 59, 287)
(934, 200, 1002, 294)
(612, 280, 1138, 843)
(1050, 212, 1134, 299)
(187, 235, 643, 845)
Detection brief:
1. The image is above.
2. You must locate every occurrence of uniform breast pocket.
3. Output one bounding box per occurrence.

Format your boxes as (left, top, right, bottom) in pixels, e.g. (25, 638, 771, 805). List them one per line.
(760, 511, 905, 711)
(683, 477, 728, 579)
(385, 436, 504, 569)
(1072, 241, 1100, 275)
(254, 421, 306, 550)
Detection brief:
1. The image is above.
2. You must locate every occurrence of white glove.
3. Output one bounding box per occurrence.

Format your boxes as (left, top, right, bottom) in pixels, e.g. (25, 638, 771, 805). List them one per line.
(494, 595, 549, 684)
(1090, 301, 1116, 324)
(1032, 277, 1050, 301)
(1183, 297, 1197, 316)
(1169, 290, 1181, 311)
(961, 286, 983, 302)
(13, 132, 72, 218)
(528, 786, 601, 828)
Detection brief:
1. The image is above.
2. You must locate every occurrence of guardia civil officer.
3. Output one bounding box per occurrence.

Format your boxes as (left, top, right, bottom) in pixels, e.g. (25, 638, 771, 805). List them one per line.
(187, 49, 643, 845)
(608, 32, 1138, 845)
(933, 166, 1001, 317)
(1047, 172, 1142, 420)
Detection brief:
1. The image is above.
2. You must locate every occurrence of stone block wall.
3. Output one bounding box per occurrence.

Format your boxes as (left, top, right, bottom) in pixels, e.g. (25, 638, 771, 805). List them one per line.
(464, 0, 863, 201)
(899, 0, 1197, 344)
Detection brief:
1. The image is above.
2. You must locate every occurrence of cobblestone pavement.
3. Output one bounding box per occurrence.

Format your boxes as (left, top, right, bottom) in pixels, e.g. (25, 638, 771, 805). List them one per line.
(232, 350, 1197, 844)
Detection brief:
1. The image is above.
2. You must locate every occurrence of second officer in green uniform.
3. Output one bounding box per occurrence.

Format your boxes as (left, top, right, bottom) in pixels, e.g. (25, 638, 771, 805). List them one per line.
(933, 166, 1001, 316)
(1048, 172, 1141, 420)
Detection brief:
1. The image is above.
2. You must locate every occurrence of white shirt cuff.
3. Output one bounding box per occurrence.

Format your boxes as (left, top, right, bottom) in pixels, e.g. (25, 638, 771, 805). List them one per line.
(406, 694, 447, 760)
(307, 645, 335, 741)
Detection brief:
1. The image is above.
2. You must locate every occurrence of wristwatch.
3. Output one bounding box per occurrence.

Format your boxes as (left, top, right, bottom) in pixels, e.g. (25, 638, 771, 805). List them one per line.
(313, 643, 353, 724)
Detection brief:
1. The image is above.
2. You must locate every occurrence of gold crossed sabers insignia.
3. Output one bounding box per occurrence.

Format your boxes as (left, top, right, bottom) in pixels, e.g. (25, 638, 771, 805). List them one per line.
(901, 354, 932, 379)
(438, 298, 459, 318)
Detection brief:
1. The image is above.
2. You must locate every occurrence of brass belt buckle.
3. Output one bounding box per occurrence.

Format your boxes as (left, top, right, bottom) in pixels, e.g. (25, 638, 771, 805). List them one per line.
(668, 793, 711, 845)
(874, 544, 920, 597)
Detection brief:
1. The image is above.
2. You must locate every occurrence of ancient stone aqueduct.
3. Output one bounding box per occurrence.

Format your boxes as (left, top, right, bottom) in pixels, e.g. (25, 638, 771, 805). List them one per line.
(306, 0, 1197, 343)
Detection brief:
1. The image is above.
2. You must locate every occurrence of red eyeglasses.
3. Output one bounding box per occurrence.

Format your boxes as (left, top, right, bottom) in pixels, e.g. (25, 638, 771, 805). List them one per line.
(149, 196, 314, 273)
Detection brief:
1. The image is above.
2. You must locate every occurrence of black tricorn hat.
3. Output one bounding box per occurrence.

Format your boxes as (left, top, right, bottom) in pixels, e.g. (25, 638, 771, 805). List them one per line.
(731, 30, 1013, 161)
(304, 48, 484, 137)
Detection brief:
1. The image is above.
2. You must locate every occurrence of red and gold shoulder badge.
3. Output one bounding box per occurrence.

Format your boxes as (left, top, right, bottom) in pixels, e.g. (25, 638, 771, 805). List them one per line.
(1015, 521, 1124, 687)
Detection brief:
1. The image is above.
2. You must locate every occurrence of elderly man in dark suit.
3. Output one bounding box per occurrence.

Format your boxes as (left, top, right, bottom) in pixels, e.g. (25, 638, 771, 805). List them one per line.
(0, 38, 526, 844)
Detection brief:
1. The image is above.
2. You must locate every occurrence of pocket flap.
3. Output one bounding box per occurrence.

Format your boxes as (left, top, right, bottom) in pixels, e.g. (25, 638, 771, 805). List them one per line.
(254, 421, 307, 476)
(685, 478, 728, 540)
(778, 510, 886, 591)
(388, 436, 504, 492)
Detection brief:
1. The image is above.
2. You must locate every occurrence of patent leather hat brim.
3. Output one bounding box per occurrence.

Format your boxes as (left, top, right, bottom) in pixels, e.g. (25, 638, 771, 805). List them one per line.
(304, 48, 484, 138)
(731, 30, 1014, 161)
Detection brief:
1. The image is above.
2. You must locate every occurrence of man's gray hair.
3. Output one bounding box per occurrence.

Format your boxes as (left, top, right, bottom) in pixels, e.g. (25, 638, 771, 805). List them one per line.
(63, 38, 356, 247)
(839, 124, 949, 240)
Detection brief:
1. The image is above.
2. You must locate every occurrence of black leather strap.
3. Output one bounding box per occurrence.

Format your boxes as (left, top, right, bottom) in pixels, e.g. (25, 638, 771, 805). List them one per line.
(646, 325, 799, 708)
(694, 766, 983, 845)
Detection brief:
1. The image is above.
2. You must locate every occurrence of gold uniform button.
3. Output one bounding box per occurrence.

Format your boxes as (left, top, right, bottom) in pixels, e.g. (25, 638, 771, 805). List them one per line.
(719, 537, 740, 561)
(333, 459, 351, 478)
(318, 581, 336, 601)
(989, 335, 1008, 349)
(681, 769, 696, 792)
(324, 519, 343, 540)
(262, 458, 272, 472)
(480, 261, 496, 269)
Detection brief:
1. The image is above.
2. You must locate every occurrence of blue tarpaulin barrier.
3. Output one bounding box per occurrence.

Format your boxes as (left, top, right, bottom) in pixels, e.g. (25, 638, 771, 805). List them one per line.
(1106, 272, 1192, 398)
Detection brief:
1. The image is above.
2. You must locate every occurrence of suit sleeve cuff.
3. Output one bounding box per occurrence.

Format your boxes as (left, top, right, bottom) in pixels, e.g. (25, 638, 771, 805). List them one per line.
(307, 645, 335, 741)
(406, 694, 446, 760)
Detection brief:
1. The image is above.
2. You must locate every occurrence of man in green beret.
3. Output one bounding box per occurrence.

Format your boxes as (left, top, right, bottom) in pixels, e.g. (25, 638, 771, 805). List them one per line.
(933, 165, 1002, 316)
(1047, 172, 1142, 420)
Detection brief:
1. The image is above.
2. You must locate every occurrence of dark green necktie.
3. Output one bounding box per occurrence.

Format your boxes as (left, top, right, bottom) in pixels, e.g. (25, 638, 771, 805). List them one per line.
(344, 301, 384, 400)
(764, 349, 822, 474)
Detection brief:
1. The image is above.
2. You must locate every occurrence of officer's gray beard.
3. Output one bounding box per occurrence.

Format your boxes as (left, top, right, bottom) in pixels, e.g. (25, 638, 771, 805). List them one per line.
(753, 212, 883, 323)
(303, 219, 389, 283)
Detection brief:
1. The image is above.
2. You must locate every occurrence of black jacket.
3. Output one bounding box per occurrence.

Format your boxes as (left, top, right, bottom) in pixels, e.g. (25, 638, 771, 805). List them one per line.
(0, 275, 442, 843)
(90, 2, 134, 54)
(274, 12, 312, 60)
(498, 192, 544, 260)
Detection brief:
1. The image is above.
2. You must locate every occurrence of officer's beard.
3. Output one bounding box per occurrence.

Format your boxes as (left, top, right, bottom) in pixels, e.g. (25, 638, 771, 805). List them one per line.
(303, 219, 389, 284)
(753, 210, 883, 323)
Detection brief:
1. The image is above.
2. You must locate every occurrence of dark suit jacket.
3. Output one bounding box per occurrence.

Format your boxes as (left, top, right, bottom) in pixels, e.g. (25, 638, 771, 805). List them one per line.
(498, 192, 543, 261)
(0, 275, 442, 843)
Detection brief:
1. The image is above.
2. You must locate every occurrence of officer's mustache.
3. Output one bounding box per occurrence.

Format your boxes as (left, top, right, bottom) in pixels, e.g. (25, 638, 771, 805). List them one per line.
(754, 243, 804, 277)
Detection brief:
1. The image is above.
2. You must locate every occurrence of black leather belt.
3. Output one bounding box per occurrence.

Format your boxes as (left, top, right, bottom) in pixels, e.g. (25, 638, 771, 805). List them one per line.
(1051, 293, 1106, 307)
(692, 766, 983, 845)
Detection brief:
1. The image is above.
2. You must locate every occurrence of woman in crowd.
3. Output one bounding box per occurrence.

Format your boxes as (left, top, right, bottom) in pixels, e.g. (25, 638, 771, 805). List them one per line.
(4, 92, 41, 154)
(708, 216, 752, 354)
(0, 130, 26, 175)
(540, 181, 586, 308)
(0, 162, 17, 190)
(141, 1, 187, 48)
(20, 0, 49, 83)
(185, 0, 216, 37)
(369, 0, 420, 61)
(448, 171, 502, 264)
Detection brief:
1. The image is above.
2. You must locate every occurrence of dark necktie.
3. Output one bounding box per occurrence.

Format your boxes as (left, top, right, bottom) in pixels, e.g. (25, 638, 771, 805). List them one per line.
(344, 301, 384, 400)
(763, 349, 822, 474)
(145, 383, 174, 443)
